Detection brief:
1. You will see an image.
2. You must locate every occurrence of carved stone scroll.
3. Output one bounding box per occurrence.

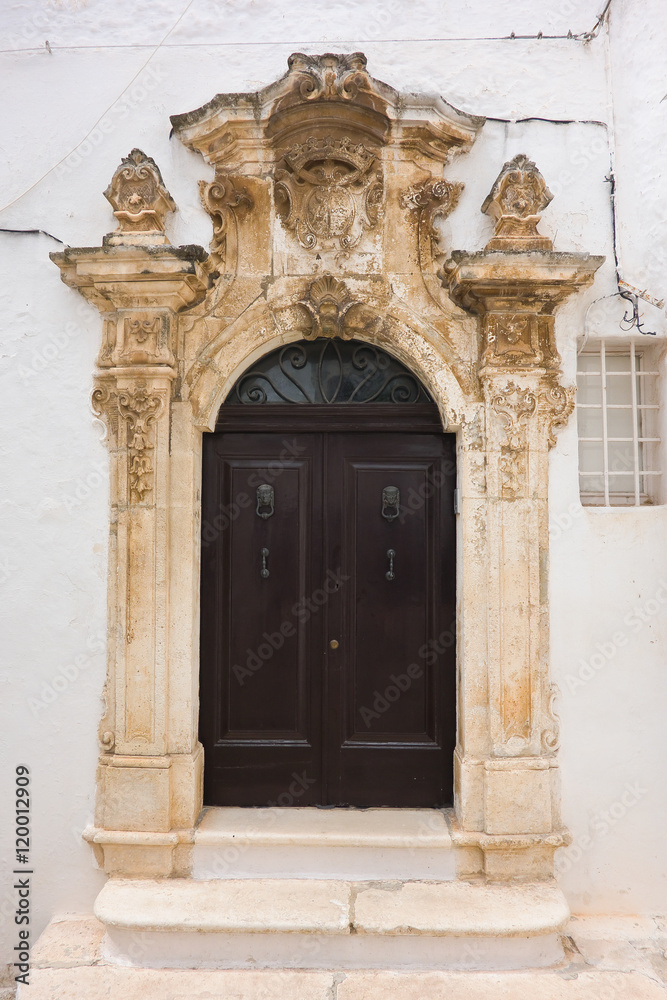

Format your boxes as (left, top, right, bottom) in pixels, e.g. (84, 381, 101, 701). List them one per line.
(402, 177, 463, 260)
(199, 173, 253, 264)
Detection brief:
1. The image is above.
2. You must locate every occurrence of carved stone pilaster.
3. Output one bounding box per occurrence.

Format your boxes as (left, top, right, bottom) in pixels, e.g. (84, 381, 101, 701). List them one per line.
(441, 176, 603, 842)
(51, 155, 209, 871)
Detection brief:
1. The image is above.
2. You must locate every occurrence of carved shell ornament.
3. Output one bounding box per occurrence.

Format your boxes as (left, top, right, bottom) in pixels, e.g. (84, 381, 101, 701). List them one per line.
(298, 275, 361, 338)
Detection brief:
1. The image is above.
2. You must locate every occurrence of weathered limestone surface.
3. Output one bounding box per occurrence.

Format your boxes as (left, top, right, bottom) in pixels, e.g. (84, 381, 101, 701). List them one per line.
(21, 914, 667, 998)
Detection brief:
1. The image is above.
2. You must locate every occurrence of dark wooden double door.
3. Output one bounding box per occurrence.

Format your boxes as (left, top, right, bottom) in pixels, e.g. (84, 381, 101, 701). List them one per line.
(200, 406, 456, 807)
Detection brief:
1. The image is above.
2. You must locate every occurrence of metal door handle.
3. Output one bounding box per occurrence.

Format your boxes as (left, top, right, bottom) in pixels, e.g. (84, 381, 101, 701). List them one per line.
(260, 547, 270, 578)
(385, 548, 396, 582)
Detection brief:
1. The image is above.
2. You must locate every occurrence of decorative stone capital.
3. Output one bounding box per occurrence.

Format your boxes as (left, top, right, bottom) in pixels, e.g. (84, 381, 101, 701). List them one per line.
(104, 148, 176, 245)
(481, 153, 553, 251)
(50, 245, 208, 320)
(442, 250, 604, 375)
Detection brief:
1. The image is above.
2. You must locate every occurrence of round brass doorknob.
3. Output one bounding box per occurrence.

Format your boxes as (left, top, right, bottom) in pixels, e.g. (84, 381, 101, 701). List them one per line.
(329, 639, 339, 650)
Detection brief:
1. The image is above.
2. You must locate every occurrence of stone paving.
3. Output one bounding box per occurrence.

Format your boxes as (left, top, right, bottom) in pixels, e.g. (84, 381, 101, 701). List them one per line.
(11, 913, 666, 998)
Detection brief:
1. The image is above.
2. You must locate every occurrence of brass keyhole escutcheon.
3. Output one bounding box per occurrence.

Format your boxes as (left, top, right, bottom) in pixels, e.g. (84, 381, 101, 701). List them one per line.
(329, 639, 339, 650)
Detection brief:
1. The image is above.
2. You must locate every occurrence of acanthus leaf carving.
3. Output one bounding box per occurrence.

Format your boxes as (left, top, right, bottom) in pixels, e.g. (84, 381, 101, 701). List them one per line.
(298, 275, 360, 339)
(482, 153, 553, 251)
(275, 135, 383, 251)
(491, 382, 537, 497)
(116, 382, 163, 504)
(199, 173, 253, 265)
(103, 149, 176, 244)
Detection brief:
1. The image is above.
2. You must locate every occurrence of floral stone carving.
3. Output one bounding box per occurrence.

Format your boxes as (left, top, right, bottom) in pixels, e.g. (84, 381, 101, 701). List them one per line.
(103, 149, 176, 245)
(116, 383, 163, 503)
(482, 154, 553, 251)
(275, 135, 383, 250)
(491, 382, 537, 496)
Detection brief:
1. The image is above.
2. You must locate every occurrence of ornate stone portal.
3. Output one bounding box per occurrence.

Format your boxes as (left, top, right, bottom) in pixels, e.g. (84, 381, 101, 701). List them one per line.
(51, 52, 603, 883)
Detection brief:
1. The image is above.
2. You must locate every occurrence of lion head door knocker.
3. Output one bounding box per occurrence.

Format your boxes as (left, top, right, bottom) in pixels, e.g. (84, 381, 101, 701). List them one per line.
(256, 484, 275, 519)
(381, 486, 400, 522)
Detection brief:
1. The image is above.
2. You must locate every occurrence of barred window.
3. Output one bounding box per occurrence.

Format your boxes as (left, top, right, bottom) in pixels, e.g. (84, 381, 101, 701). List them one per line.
(577, 342, 661, 506)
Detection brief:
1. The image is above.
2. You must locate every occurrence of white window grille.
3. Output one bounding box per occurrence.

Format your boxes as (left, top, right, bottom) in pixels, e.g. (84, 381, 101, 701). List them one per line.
(576, 342, 661, 506)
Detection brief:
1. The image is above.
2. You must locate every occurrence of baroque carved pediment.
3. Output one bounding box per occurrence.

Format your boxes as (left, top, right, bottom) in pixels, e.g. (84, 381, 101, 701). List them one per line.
(170, 52, 484, 170)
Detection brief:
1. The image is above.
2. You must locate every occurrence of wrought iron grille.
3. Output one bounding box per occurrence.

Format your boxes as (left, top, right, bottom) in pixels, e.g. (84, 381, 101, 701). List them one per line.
(226, 339, 432, 405)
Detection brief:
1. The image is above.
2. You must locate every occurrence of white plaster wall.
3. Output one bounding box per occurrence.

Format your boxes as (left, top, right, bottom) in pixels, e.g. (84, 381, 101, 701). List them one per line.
(0, 0, 666, 964)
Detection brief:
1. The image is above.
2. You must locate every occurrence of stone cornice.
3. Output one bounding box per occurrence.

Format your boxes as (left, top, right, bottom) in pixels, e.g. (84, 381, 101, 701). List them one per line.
(442, 250, 605, 315)
(50, 244, 209, 314)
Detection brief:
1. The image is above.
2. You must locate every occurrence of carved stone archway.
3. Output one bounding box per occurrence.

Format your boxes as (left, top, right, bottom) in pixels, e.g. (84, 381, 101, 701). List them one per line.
(51, 53, 603, 883)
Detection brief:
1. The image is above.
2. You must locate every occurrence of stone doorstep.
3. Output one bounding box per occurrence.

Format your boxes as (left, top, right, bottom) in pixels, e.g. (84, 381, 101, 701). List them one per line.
(192, 806, 457, 880)
(95, 876, 568, 937)
(91, 877, 569, 970)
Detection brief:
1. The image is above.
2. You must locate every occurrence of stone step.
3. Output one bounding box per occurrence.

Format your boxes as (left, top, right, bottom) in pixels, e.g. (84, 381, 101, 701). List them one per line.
(193, 806, 457, 880)
(94, 875, 570, 970)
(23, 917, 667, 1000)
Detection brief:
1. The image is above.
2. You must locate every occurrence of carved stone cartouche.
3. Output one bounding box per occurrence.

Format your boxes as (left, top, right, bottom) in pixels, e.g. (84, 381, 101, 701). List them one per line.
(275, 135, 383, 251)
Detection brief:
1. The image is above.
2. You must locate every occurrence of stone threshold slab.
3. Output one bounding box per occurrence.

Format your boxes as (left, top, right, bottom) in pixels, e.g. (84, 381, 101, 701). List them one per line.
(95, 876, 569, 937)
(194, 806, 452, 847)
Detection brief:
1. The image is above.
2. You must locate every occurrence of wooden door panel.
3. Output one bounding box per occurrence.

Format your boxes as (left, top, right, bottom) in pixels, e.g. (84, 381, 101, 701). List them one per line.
(200, 433, 323, 806)
(325, 433, 456, 807)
